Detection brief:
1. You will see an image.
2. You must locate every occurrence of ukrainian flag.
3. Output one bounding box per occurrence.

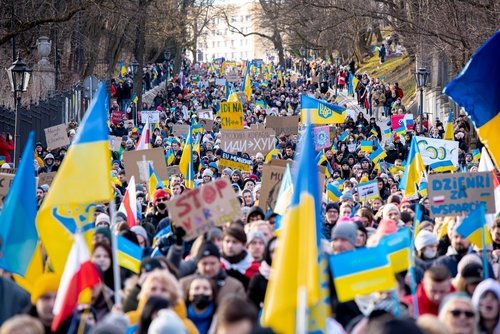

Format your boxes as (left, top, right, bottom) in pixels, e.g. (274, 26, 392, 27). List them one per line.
(369, 146, 387, 163)
(36, 83, 113, 273)
(400, 137, 425, 198)
(338, 131, 349, 142)
(179, 126, 195, 189)
(119, 61, 127, 77)
(360, 140, 374, 153)
(277, 69, 283, 87)
(262, 121, 329, 333)
(430, 160, 456, 173)
(148, 162, 165, 199)
(242, 61, 252, 101)
(380, 229, 411, 274)
(326, 183, 342, 202)
(265, 148, 281, 162)
(395, 125, 406, 137)
(316, 150, 333, 178)
(370, 128, 379, 137)
(456, 203, 492, 248)
(329, 244, 397, 302)
(418, 178, 428, 197)
(444, 110, 454, 140)
(384, 128, 392, 139)
(165, 148, 175, 166)
(472, 149, 481, 161)
(256, 99, 268, 109)
(444, 31, 500, 169)
(117, 235, 142, 273)
(301, 94, 346, 125)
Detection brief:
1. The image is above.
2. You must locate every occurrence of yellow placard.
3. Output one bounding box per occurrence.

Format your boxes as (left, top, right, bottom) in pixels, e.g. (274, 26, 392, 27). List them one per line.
(220, 102, 244, 130)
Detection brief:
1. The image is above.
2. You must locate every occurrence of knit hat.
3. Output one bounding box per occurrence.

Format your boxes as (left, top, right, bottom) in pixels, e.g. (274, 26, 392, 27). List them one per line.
(340, 192, 353, 202)
(414, 230, 438, 251)
(196, 241, 221, 262)
(325, 203, 340, 212)
(223, 226, 247, 244)
(44, 153, 54, 160)
(222, 167, 233, 176)
(148, 309, 187, 334)
(40, 184, 49, 193)
(95, 213, 110, 226)
(247, 230, 266, 245)
(382, 203, 400, 220)
(331, 222, 358, 246)
(376, 219, 398, 237)
(202, 169, 213, 177)
(206, 227, 223, 242)
(95, 227, 112, 244)
(153, 189, 169, 201)
(31, 273, 60, 304)
(131, 225, 149, 244)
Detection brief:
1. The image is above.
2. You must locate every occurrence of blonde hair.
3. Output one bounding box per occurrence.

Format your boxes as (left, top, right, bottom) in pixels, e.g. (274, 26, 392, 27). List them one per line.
(0, 315, 44, 334)
(438, 293, 478, 334)
(138, 270, 183, 304)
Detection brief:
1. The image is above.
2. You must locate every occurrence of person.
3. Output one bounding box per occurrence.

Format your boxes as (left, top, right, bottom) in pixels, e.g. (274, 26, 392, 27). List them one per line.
(330, 222, 357, 254)
(186, 276, 216, 334)
(438, 293, 478, 334)
(213, 296, 258, 334)
(147, 309, 187, 334)
(471, 279, 500, 334)
(323, 203, 340, 240)
(136, 296, 170, 334)
(414, 230, 439, 283)
(246, 230, 266, 261)
(379, 44, 386, 63)
(145, 189, 170, 229)
(247, 236, 277, 310)
(28, 273, 60, 333)
(0, 133, 14, 163)
(0, 315, 44, 334)
(434, 224, 472, 277)
(91, 242, 115, 290)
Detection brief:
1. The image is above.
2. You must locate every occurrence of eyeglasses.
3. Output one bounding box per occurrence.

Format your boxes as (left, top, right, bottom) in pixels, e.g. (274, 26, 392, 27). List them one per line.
(449, 309, 475, 318)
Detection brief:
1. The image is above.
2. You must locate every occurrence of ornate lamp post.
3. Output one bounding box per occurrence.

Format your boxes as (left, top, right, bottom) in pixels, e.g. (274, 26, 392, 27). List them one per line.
(415, 67, 429, 120)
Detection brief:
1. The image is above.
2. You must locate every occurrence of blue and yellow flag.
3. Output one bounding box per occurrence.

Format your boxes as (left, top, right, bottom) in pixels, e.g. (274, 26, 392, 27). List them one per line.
(242, 61, 252, 101)
(316, 150, 333, 178)
(456, 203, 492, 248)
(338, 131, 349, 142)
(265, 148, 281, 162)
(444, 110, 454, 140)
(444, 31, 500, 169)
(148, 162, 165, 199)
(395, 125, 406, 137)
(120, 62, 127, 77)
(0, 132, 40, 277)
(400, 137, 426, 198)
(329, 244, 397, 302)
(326, 183, 342, 202)
(369, 146, 387, 163)
(472, 149, 481, 162)
(418, 178, 428, 198)
(430, 160, 456, 173)
(301, 94, 346, 125)
(179, 126, 195, 189)
(262, 121, 329, 333)
(379, 229, 411, 274)
(360, 140, 374, 153)
(383, 128, 392, 139)
(36, 83, 114, 273)
(370, 128, 379, 137)
(117, 235, 142, 274)
(165, 148, 175, 166)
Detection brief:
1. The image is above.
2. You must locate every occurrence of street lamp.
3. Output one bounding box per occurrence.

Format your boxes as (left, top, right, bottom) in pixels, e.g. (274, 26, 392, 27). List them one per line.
(6, 55, 32, 167)
(334, 56, 341, 97)
(415, 67, 429, 120)
(130, 58, 139, 76)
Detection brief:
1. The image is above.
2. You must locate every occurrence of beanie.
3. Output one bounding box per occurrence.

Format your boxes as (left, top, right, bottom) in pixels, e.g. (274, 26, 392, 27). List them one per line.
(202, 169, 213, 177)
(131, 225, 149, 244)
(95, 213, 110, 226)
(331, 222, 358, 246)
(222, 167, 233, 176)
(246, 230, 266, 245)
(223, 226, 247, 244)
(31, 273, 60, 304)
(325, 203, 340, 212)
(376, 219, 398, 237)
(196, 241, 221, 262)
(382, 203, 400, 220)
(95, 227, 112, 243)
(154, 189, 169, 201)
(414, 230, 438, 251)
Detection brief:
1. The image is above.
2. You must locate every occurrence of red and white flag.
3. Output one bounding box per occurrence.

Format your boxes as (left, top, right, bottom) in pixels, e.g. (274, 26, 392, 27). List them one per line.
(136, 118, 150, 151)
(52, 234, 101, 331)
(118, 175, 137, 227)
(479, 147, 500, 226)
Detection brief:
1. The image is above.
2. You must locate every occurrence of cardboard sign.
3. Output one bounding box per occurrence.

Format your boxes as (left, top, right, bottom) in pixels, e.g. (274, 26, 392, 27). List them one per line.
(198, 119, 215, 132)
(225, 72, 239, 83)
(109, 136, 122, 151)
(391, 115, 405, 130)
(313, 126, 331, 151)
(122, 148, 169, 183)
(38, 171, 57, 186)
(220, 102, 244, 129)
(220, 129, 276, 156)
(0, 168, 16, 175)
(0, 173, 15, 203)
(198, 109, 213, 120)
(357, 180, 380, 201)
(215, 78, 227, 86)
(218, 152, 253, 172)
(172, 124, 190, 138)
(140, 110, 160, 124)
(259, 160, 325, 212)
(265, 116, 299, 135)
(44, 124, 70, 149)
(167, 178, 241, 240)
(111, 110, 124, 125)
(428, 172, 495, 217)
(415, 136, 459, 168)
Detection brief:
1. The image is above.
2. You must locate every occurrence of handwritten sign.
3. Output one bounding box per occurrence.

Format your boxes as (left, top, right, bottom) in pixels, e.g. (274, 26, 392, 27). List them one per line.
(225, 71, 239, 83)
(265, 116, 299, 135)
(415, 136, 459, 168)
(109, 136, 122, 151)
(167, 178, 240, 240)
(215, 78, 227, 86)
(0, 173, 15, 203)
(199, 119, 215, 132)
(428, 172, 495, 217)
(140, 110, 160, 123)
(219, 102, 243, 130)
(122, 148, 169, 183)
(44, 124, 69, 149)
(220, 129, 276, 156)
(218, 152, 253, 172)
(172, 124, 190, 138)
(38, 171, 57, 186)
(357, 180, 380, 201)
(198, 109, 213, 120)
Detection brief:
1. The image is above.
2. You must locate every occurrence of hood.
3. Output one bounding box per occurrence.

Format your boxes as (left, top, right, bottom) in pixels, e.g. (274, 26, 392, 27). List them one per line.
(471, 278, 500, 333)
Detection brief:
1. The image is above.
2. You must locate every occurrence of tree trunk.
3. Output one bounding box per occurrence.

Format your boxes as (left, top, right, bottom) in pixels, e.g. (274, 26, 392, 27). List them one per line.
(134, 0, 146, 110)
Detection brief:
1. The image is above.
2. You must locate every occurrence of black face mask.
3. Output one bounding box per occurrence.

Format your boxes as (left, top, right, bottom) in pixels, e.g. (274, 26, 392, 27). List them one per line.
(192, 294, 212, 309)
(156, 202, 167, 211)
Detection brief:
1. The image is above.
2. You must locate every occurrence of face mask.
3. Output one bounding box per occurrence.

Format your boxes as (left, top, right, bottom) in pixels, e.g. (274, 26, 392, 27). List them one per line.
(156, 203, 167, 211)
(423, 248, 437, 259)
(192, 294, 211, 309)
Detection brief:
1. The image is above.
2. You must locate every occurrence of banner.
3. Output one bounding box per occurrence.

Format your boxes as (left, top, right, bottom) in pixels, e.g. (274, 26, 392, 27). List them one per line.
(122, 148, 169, 182)
(44, 124, 69, 149)
(265, 116, 299, 135)
(415, 136, 459, 167)
(313, 126, 331, 151)
(220, 102, 244, 130)
(140, 110, 160, 124)
(428, 172, 495, 217)
(357, 180, 380, 201)
(220, 129, 276, 156)
(167, 179, 240, 240)
(218, 152, 253, 172)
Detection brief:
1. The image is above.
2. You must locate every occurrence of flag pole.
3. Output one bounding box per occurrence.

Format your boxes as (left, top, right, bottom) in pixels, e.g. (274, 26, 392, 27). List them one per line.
(480, 203, 490, 279)
(296, 286, 307, 334)
(109, 199, 122, 305)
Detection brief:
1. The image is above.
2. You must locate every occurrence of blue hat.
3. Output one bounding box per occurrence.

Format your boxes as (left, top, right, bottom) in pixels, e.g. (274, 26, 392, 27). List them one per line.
(209, 162, 218, 170)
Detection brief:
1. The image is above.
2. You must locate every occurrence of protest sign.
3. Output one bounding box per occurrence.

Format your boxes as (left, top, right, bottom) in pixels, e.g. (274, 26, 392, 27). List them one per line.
(0, 168, 16, 175)
(109, 136, 122, 151)
(110, 110, 124, 125)
(172, 124, 190, 138)
(219, 101, 244, 130)
(164, 166, 181, 184)
(0, 173, 15, 203)
(220, 129, 276, 156)
(404, 114, 414, 130)
(313, 126, 331, 151)
(225, 71, 239, 83)
(167, 178, 241, 240)
(44, 124, 69, 149)
(415, 136, 459, 168)
(198, 119, 215, 132)
(215, 78, 227, 86)
(391, 115, 405, 130)
(122, 148, 169, 182)
(357, 180, 380, 201)
(38, 171, 57, 186)
(198, 109, 213, 120)
(428, 172, 495, 217)
(218, 152, 253, 172)
(265, 116, 299, 135)
(140, 110, 160, 123)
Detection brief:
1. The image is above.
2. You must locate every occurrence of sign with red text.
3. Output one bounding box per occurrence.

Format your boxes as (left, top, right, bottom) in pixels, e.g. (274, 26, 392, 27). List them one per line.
(167, 178, 241, 240)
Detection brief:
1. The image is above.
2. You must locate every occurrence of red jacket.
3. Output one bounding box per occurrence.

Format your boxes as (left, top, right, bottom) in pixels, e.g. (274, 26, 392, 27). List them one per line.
(404, 283, 454, 316)
(0, 135, 14, 163)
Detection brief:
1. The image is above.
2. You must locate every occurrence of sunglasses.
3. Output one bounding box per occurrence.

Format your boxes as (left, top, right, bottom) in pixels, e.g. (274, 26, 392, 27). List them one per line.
(449, 309, 475, 318)
(156, 197, 168, 202)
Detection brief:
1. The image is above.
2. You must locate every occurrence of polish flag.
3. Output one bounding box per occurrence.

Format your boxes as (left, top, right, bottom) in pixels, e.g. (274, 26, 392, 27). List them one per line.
(118, 175, 137, 227)
(136, 118, 150, 151)
(479, 147, 500, 226)
(52, 234, 101, 331)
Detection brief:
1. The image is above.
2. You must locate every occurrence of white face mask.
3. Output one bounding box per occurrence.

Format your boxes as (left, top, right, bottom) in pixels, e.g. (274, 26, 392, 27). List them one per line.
(423, 248, 437, 259)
